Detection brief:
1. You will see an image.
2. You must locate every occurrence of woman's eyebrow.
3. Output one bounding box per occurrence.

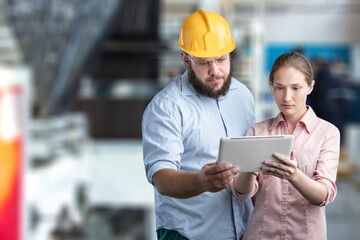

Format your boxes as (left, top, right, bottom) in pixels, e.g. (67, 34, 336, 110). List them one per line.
(273, 82, 302, 87)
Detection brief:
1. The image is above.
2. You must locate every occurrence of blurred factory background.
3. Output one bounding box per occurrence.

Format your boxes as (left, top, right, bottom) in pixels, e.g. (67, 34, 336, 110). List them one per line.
(1, 0, 360, 239)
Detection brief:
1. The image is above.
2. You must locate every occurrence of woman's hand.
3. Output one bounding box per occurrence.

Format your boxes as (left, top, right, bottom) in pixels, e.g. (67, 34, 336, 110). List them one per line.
(262, 151, 298, 180)
(262, 150, 330, 205)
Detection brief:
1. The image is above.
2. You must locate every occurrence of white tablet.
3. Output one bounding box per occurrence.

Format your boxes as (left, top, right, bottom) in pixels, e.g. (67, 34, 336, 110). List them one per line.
(217, 135, 294, 172)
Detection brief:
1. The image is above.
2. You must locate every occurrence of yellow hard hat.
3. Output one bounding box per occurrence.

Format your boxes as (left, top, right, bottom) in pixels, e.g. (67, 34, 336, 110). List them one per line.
(178, 9, 236, 58)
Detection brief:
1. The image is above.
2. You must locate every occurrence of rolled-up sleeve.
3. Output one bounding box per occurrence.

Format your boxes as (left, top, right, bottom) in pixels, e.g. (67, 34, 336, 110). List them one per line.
(313, 124, 341, 206)
(231, 175, 259, 200)
(142, 96, 184, 184)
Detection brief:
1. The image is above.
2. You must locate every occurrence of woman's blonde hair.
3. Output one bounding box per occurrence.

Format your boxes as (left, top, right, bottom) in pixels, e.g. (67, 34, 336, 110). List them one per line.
(269, 52, 313, 87)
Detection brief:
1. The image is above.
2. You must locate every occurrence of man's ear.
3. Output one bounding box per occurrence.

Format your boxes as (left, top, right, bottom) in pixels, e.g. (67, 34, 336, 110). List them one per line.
(181, 52, 190, 68)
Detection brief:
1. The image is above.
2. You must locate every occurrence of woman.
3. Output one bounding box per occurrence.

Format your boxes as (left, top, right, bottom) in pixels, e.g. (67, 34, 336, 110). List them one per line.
(232, 52, 340, 239)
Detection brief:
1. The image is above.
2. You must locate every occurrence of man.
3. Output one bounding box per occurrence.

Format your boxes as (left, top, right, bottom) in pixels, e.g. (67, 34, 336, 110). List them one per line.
(142, 9, 255, 240)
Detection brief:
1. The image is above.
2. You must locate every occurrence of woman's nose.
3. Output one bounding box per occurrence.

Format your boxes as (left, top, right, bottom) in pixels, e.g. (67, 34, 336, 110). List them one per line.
(283, 89, 292, 101)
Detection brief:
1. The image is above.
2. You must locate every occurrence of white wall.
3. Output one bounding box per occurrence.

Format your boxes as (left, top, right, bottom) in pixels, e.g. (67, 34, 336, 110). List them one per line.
(264, 13, 360, 44)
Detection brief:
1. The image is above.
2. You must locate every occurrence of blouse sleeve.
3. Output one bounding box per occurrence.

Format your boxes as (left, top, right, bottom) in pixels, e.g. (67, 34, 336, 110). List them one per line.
(313, 124, 341, 206)
(231, 173, 259, 199)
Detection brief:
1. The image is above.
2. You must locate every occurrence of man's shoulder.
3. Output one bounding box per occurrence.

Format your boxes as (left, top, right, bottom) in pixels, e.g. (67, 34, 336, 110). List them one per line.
(146, 77, 184, 113)
(230, 78, 252, 95)
(152, 78, 182, 101)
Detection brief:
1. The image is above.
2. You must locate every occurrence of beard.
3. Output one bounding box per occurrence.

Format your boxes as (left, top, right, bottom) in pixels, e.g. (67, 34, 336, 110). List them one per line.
(188, 66, 232, 99)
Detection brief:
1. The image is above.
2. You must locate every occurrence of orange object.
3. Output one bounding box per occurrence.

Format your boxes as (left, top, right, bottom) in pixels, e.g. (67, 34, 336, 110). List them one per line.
(0, 139, 22, 240)
(0, 80, 23, 240)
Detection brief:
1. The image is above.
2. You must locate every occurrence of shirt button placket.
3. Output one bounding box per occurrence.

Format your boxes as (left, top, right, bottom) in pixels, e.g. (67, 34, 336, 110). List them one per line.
(280, 180, 289, 239)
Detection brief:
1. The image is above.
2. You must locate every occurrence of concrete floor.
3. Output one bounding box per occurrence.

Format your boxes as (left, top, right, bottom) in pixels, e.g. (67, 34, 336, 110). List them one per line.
(326, 176, 360, 240)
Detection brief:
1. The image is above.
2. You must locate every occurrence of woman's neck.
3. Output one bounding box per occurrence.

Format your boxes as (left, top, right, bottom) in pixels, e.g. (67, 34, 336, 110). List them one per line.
(283, 106, 308, 134)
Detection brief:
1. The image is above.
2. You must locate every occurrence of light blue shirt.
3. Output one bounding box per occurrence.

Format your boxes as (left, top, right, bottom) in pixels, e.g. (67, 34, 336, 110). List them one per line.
(142, 71, 255, 240)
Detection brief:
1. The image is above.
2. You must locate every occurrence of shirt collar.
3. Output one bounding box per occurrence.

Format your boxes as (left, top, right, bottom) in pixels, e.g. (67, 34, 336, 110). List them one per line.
(269, 112, 286, 131)
(299, 106, 318, 134)
(269, 106, 318, 134)
(181, 71, 197, 96)
(180, 70, 238, 99)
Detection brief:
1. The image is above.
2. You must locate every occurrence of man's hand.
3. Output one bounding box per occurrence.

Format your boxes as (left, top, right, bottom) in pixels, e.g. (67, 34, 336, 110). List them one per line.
(153, 163, 238, 198)
(198, 162, 239, 192)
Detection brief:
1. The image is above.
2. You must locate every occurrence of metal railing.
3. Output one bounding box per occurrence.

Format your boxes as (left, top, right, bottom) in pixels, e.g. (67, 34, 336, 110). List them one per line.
(4, 0, 121, 117)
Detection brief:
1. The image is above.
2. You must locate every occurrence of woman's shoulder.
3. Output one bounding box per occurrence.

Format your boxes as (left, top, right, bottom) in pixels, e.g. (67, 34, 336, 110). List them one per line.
(248, 118, 277, 135)
(254, 117, 277, 127)
(316, 117, 340, 136)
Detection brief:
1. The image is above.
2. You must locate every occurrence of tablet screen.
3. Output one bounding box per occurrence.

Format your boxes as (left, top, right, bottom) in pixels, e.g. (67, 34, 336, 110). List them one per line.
(217, 135, 294, 172)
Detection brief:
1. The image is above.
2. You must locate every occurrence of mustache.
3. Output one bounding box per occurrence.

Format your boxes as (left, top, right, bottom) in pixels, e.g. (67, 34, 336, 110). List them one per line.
(207, 74, 224, 81)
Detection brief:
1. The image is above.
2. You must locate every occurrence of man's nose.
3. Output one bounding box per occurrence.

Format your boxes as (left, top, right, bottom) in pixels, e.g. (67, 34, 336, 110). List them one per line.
(208, 61, 221, 76)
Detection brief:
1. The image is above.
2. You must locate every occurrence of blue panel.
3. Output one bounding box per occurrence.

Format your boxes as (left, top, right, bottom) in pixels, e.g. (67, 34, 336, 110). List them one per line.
(265, 44, 351, 74)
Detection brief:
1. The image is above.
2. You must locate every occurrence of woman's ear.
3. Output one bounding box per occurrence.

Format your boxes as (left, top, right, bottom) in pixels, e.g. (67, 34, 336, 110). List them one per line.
(308, 80, 315, 94)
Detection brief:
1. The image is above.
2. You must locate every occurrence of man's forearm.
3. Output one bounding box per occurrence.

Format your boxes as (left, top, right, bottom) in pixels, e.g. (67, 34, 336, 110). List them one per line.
(153, 169, 205, 199)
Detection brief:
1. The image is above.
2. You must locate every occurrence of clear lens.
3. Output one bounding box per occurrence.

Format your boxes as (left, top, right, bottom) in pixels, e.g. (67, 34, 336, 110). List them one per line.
(188, 55, 230, 69)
